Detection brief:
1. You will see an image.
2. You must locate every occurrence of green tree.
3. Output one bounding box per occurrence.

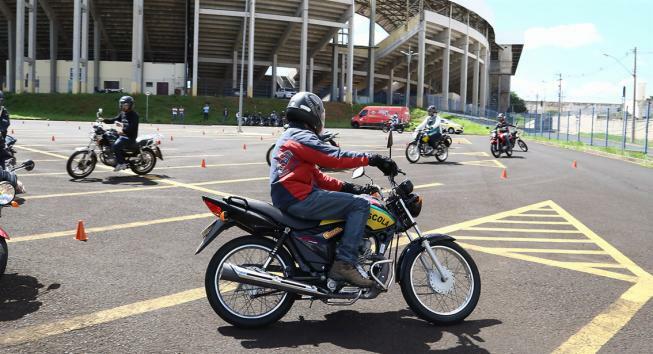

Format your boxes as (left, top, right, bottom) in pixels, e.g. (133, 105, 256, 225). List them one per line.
(510, 92, 528, 113)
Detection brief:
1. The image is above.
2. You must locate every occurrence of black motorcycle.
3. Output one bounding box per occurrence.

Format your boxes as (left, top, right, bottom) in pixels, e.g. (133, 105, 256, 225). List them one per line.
(382, 120, 405, 134)
(405, 129, 452, 163)
(195, 155, 480, 328)
(66, 118, 163, 179)
(266, 127, 339, 166)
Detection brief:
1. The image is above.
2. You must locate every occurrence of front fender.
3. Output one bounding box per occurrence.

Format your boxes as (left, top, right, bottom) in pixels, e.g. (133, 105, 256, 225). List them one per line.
(395, 233, 455, 283)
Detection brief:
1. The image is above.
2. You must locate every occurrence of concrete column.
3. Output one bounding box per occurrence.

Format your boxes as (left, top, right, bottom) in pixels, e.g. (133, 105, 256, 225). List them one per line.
(479, 46, 489, 114)
(26, 0, 36, 93)
(271, 53, 277, 98)
(330, 37, 338, 100)
(7, 19, 16, 92)
(308, 57, 314, 92)
(345, 2, 354, 104)
(131, 0, 144, 94)
(49, 18, 58, 93)
(472, 43, 480, 114)
(232, 50, 238, 89)
(366, 0, 375, 101)
(81, 0, 89, 93)
(191, 0, 199, 96)
(246, 0, 256, 97)
(299, 0, 308, 91)
(93, 17, 100, 91)
(340, 52, 345, 102)
(459, 15, 469, 113)
(15, 0, 25, 93)
(416, 21, 426, 108)
(441, 27, 451, 110)
(387, 67, 394, 104)
(71, 0, 81, 93)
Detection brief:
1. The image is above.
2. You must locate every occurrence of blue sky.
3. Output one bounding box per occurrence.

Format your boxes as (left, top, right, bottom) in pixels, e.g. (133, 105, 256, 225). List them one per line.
(485, 0, 653, 104)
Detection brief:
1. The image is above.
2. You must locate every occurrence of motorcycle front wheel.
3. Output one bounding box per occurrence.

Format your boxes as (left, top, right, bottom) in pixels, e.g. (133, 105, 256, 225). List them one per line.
(405, 142, 421, 163)
(382, 125, 390, 133)
(266, 144, 274, 166)
(400, 240, 480, 325)
(0, 238, 7, 278)
(130, 149, 157, 175)
(205, 236, 296, 328)
(518, 139, 528, 152)
(490, 144, 501, 158)
(66, 150, 97, 179)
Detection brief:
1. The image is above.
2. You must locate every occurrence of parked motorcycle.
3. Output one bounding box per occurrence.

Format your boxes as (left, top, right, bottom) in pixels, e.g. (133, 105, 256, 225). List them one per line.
(66, 114, 163, 179)
(195, 149, 480, 327)
(511, 130, 528, 152)
(382, 120, 405, 134)
(405, 130, 451, 163)
(266, 127, 340, 166)
(0, 181, 18, 278)
(490, 129, 513, 158)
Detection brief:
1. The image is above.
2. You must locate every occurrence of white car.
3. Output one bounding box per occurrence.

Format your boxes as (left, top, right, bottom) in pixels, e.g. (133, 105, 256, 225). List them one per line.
(275, 87, 297, 99)
(440, 118, 464, 134)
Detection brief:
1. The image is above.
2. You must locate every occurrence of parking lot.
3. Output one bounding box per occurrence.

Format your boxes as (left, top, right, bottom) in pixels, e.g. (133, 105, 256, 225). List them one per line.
(1, 120, 652, 353)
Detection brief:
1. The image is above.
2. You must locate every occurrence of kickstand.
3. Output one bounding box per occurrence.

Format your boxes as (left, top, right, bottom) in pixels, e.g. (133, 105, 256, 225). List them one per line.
(309, 299, 314, 308)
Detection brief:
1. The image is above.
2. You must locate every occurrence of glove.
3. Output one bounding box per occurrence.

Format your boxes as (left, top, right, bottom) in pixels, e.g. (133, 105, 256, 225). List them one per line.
(368, 154, 398, 176)
(341, 182, 367, 195)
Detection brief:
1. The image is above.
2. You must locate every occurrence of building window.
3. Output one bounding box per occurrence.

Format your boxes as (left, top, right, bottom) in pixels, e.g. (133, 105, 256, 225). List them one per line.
(104, 81, 120, 89)
(146, 82, 153, 88)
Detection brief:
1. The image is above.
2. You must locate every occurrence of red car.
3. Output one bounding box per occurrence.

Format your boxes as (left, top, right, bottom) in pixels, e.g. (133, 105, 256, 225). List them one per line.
(351, 106, 410, 129)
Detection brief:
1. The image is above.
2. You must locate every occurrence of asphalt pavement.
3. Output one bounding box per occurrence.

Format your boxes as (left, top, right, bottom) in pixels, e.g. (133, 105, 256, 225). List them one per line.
(0, 120, 651, 353)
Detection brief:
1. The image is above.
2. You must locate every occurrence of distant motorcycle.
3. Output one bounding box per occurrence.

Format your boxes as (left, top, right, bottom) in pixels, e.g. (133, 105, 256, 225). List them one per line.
(382, 120, 405, 134)
(266, 127, 339, 166)
(490, 130, 512, 158)
(66, 115, 163, 179)
(405, 130, 451, 163)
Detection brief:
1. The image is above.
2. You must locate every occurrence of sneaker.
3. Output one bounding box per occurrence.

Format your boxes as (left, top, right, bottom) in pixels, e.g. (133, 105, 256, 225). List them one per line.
(113, 163, 128, 172)
(328, 261, 375, 288)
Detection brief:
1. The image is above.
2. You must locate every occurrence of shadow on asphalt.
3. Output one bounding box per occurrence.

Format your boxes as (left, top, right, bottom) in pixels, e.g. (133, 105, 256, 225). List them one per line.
(68, 174, 170, 186)
(218, 309, 501, 353)
(0, 273, 60, 322)
(422, 161, 463, 166)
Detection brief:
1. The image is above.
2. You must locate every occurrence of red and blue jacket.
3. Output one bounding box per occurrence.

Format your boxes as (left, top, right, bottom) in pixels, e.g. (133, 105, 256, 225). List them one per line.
(270, 124, 369, 210)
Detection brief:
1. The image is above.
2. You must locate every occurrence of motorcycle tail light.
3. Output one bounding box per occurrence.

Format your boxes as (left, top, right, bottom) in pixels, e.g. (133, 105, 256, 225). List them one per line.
(204, 199, 223, 217)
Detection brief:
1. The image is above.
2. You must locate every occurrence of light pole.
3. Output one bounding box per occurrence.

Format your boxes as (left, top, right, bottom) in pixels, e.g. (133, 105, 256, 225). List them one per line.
(400, 45, 418, 108)
(145, 91, 151, 122)
(604, 48, 637, 143)
(237, 0, 251, 133)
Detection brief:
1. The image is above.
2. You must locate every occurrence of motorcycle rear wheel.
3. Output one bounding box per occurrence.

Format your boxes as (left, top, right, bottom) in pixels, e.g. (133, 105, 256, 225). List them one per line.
(130, 149, 157, 175)
(205, 236, 296, 328)
(400, 240, 480, 325)
(505, 147, 513, 157)
(0, 238, 7, 278)
(382, 125, 390, 133)
(66, 151, 97, 179)
(518, 139, 528, 152)
(435, 143, 448, 162)
(405, 142, 421, 163)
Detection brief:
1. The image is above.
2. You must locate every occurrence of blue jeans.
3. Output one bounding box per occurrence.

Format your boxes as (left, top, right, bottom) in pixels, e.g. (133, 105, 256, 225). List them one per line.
(287, 189, 371, 264)
(112, 136, 132, 165)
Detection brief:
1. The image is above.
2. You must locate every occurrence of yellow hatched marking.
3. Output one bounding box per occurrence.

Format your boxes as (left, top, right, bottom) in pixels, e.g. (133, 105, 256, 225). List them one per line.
(489, 220, 572, 225)
(449, 151, 490, 157)
(459, 159, 505, 169)
(468, 247, 608, 255)
(463, 227, 582, 234)
(450, 236, 593, 243)
(452, 138, 472, 144)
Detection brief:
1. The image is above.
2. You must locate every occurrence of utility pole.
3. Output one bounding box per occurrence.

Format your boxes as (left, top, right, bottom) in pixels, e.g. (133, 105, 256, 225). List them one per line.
(631, 47, 637, 143)
(557, 73, 562, 139)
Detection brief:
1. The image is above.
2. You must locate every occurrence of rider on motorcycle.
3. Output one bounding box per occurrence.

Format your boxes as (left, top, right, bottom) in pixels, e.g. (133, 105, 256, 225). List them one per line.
(389, 113, 400, 130)
(415, 105, 443, 149)
(0, 91, 11, 170)
(270, 92, 398, 288)
(495, 113, 515, 150)
(102, 96, 140, 171)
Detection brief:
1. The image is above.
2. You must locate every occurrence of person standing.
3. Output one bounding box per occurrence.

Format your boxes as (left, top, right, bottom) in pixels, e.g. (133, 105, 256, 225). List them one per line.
(223, 107, 228, 123)
(179, 106, 185, 123)
(171, 106, 178, 122)
(203, 103, 210, 121)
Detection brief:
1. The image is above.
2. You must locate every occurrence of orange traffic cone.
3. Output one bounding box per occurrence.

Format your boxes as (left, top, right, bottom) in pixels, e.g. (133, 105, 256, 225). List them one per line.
(243, 144, 247, 151)
(572, 160, 577, 168)
(201, 159, 207, 168)
(75, 220, 88, 241)
(51, 135, 55, 142)
(501, 169, 508, 179)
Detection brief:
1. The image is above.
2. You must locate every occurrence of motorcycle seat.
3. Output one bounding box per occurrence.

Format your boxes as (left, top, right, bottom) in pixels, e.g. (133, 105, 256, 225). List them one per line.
(229, 197, 321, 230)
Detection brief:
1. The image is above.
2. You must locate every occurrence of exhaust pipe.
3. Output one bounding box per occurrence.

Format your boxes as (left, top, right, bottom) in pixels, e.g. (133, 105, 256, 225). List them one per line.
(221, 263, 329, 298)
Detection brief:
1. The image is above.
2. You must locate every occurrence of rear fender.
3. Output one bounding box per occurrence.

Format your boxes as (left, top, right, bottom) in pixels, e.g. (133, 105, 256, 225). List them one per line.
(195, 219, 235, 254)
(395, 233, 455, 283)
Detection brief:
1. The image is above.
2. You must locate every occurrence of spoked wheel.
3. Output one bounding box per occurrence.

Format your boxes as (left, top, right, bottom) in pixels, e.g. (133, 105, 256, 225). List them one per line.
(448, 127, 455, 134)
(130, 150, 157, 175)
(505, 147, 513, 157)
(435, 143, 449, 162)
(205, 236, 296, 328)
(266, 145, 275, 166)
(400, 240, 480, 325)
(66, 151, 97, 179)
(0, 238, 7, 278)
(518, 139, 528, 152)
(382, 125, 390, 133)
(397, 126, 404, 134)
(405, 142, 421, 163)
(490, 144, 501, 158)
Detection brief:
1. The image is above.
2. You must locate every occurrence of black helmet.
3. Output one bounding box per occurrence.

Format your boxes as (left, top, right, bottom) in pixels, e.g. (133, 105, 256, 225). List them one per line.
(119, 96, 134, 110)
(497, 113, 506, 122)
(286, 92, 325, 134)
(427, 105, 437, 115)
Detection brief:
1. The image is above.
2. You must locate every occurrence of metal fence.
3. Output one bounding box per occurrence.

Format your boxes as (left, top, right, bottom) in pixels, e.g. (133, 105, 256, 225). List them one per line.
(498, 102, 652, 155)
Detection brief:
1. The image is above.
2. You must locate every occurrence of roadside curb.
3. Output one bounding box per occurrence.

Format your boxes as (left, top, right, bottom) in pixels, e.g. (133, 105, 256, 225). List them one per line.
(531, 140, 652, 168)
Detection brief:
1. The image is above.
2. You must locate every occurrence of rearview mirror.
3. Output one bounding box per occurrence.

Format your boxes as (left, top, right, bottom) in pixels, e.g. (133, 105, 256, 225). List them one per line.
(352, 167, 365, 179)
(0, 181, 16, 206)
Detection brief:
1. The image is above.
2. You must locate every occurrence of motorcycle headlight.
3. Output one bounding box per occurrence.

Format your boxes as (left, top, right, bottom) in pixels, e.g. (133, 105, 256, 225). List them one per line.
(398, 180, 414, 196)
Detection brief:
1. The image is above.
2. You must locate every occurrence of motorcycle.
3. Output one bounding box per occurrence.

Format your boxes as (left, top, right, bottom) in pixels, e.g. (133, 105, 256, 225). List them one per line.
(511, 130, 528, 152)
(195, 136, 480, 328)
(490, 129, 513, 158)
(266, 127, 340, 167)
(405, 129, 451, 163)
(0, 181, 19, 278)
(66, 114, 163, 179)
(382, 120, 405, 134)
